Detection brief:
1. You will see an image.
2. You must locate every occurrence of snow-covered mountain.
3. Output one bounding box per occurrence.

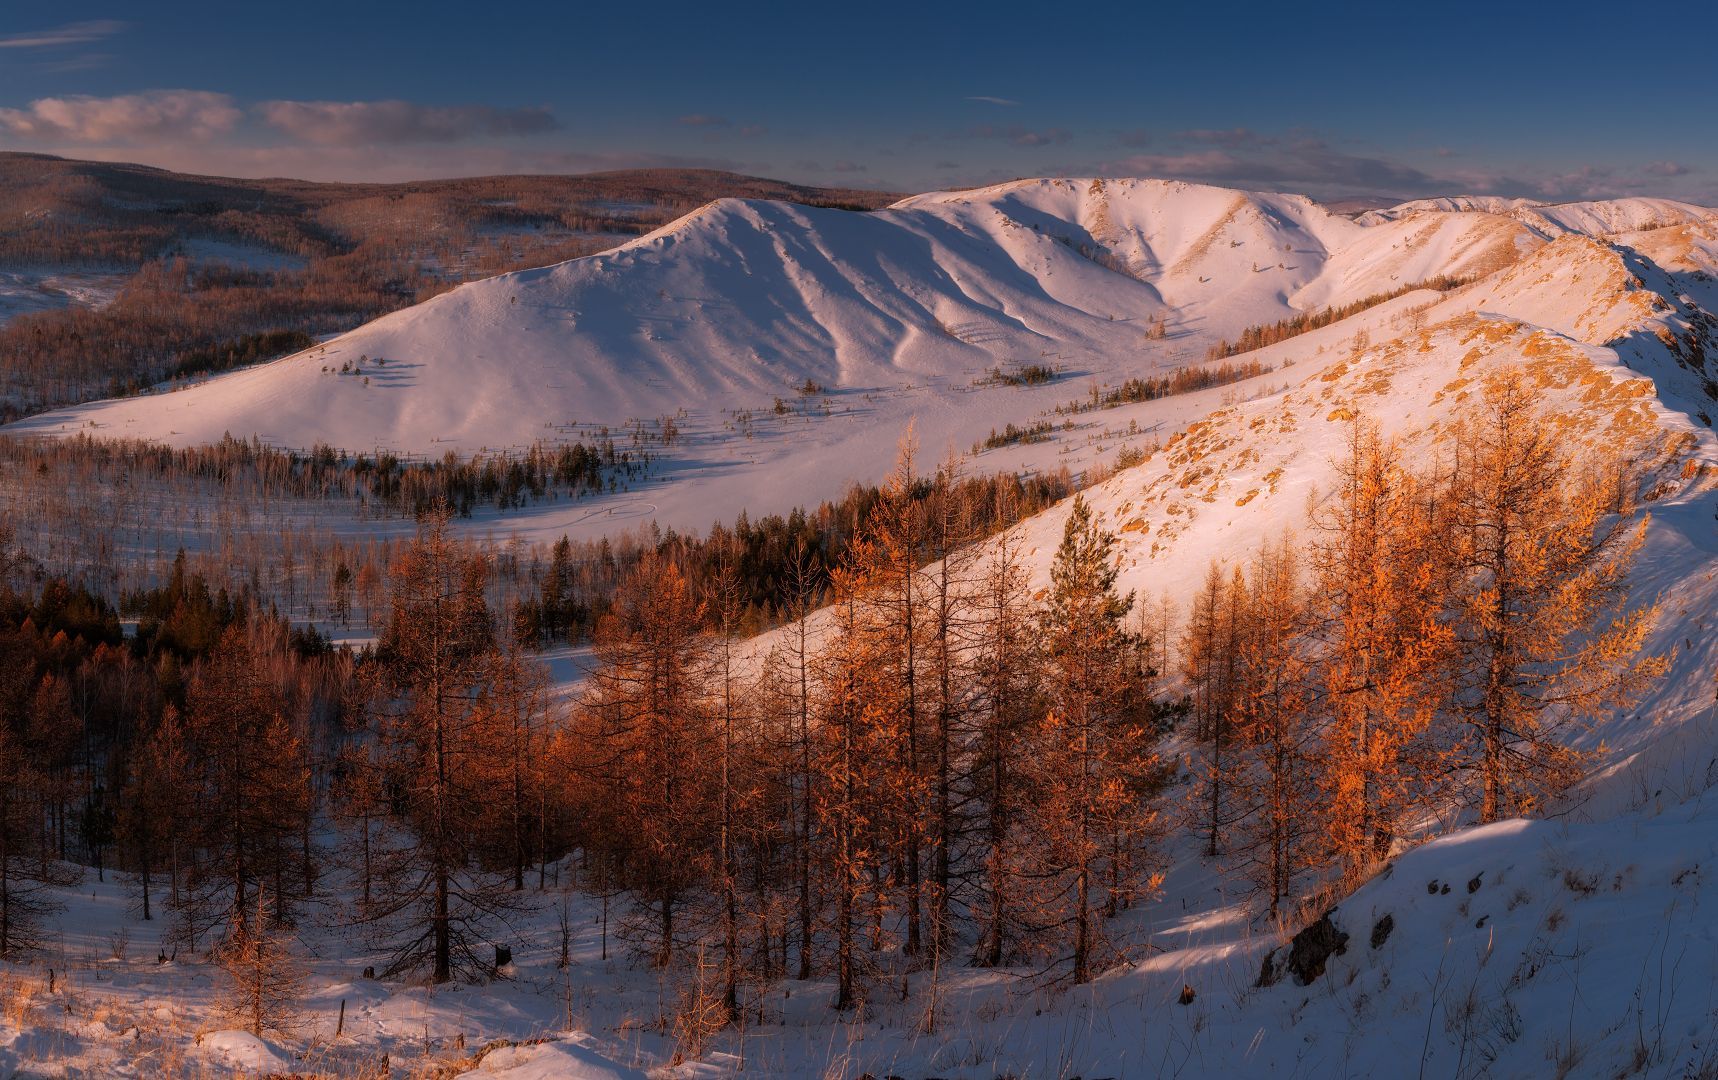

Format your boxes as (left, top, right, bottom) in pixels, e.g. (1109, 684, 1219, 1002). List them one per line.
(1360, 192, 1717, 239)
(10, 178, 1547, 539)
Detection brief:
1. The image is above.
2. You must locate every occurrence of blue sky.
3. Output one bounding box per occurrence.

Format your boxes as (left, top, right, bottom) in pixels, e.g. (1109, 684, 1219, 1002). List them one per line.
(0, 1, 1714, 200)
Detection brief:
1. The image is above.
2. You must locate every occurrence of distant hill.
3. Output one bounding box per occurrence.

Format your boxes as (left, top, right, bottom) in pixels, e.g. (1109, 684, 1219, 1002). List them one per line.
(0, 152, 899, 414)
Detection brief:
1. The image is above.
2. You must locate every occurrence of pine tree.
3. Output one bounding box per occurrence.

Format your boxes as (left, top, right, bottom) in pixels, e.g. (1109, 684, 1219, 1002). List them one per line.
(968, 529, 1039, 966)
(1447, 371, 1664, 821)
(1310, 420, 1453, 876)
(580, 553, 715, 969)
(1026, 496, 1166, 984)
(364, 510, 518, 982)
(1223, 539, 1319, 917)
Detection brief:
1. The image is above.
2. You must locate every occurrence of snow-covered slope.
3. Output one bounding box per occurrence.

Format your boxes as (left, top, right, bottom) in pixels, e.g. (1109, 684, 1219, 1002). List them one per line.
(995, 233, 1718, 765)
(770, 222, 1718, 1078)
(8, 178, 1542, 539)
(1361, 194, 1717, 240)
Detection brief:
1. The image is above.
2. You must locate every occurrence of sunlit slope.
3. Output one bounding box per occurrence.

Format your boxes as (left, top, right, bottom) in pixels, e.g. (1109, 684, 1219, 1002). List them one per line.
(989, 234, 1718, 789)
(1361, 194, 1716, 238)
(739, 226, 1718, 1079)
(14, 179, 1531, 456)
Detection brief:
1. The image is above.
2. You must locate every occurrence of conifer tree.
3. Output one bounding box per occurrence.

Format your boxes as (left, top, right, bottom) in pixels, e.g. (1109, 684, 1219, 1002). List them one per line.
(581, 553, 715, 969)
(23, 672, 79, 864)
(854, 435, 931, 958)
(1182, 561, 1243, 857)
(215, 889, 304, 1038)
(1224, 539, 1319, 917)
(330, 562, 353, 627)
(178, 624, 310, 943)
(812, 553, 878, 1010)
(475, 644, 549, 892)
(1026, 496, 1165, 984)
(781, 546, 821, 980)
(923, 451, 979, 958)
(1447, 371, 1664, 821)
(1310, 421, 1453, 876)
(0, 719, 72, 958)
(365, 511, 517, 982)
(707, 553, 747, 1019)
(968, 529, 1039, 966)
(118, 706, 193, 922)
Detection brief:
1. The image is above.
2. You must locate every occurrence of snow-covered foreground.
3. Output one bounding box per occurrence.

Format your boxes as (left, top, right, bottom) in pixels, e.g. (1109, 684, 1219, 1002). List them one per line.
(9, 180, 1718, 1076)
(6, 753, 1718, 1078)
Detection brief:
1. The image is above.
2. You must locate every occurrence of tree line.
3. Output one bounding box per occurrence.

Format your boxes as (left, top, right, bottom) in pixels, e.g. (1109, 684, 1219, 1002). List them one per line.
(1204, 274, 1473, 362)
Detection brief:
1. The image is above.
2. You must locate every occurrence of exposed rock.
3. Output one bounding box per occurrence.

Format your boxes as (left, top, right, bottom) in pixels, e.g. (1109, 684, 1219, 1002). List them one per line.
(1257, 910, 1351, 987)
(1286, 911, 1351, 985)
(1370, 913, 1395, 949)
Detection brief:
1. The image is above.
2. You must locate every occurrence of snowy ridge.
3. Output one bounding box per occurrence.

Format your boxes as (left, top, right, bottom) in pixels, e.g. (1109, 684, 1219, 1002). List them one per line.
(6, 177, 1592, 542)
(1360, 193, 1718, 241)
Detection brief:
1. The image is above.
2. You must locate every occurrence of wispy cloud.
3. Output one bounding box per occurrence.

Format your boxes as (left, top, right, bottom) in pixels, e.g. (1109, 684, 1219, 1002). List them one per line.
(0, 19, 126, 49)
(0, 90, 240, 142)
(1089, 133, 1708, 202)
(1112, 147, 1442, 194)
(966, 95, 1019, 107)
(257, 100, 559, 145)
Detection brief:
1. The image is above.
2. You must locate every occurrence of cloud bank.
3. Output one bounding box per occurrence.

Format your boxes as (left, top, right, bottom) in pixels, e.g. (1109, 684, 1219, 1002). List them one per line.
(0, 90, 240, 142)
